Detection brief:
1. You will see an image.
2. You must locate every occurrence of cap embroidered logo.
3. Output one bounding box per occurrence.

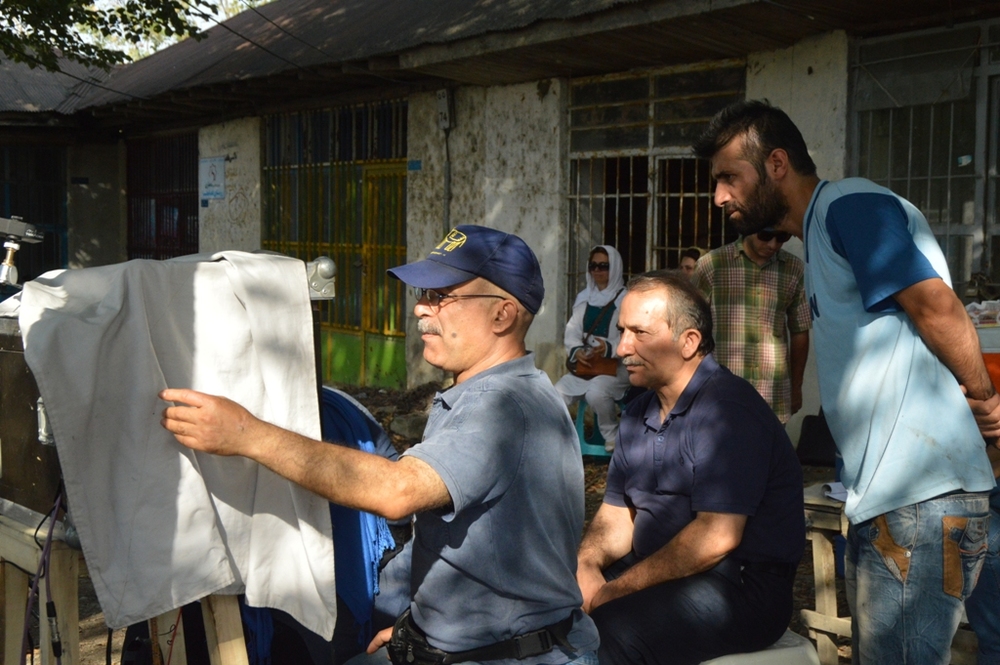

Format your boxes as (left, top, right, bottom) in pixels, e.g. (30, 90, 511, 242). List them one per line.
(434, 229, 467, 253)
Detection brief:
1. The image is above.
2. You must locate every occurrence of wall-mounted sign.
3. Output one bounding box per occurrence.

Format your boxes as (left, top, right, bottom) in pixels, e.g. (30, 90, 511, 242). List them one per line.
(199, 157, 226, 200)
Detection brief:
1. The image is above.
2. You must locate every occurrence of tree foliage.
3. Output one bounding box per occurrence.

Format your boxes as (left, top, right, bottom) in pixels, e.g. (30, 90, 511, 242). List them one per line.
(0, 0, 220, 72)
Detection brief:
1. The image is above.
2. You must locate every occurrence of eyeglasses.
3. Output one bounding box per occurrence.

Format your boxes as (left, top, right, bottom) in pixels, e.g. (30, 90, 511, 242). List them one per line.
(413, 287, 505, 309)
(588, 262, 611, 272)
(756, 230, 791, 243)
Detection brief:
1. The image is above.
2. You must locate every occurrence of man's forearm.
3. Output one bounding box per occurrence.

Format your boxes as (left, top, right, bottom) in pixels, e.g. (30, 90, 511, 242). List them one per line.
(591, 512, 745, 609)
(250, 424, 448, 520)
(161, 388, 451, 519)
(896, 279, 995, 400)
(578, 503, 634, 571)
(789, 331, 809, 391)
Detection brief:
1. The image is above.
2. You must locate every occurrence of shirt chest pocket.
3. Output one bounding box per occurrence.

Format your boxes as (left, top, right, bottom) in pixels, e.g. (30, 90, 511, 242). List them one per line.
(653, 435, 693, 496)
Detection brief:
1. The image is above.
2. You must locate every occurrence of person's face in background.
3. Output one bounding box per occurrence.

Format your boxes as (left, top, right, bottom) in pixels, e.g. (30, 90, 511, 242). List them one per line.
(589, 251, 610, 290)
(679, 256, 697, 276)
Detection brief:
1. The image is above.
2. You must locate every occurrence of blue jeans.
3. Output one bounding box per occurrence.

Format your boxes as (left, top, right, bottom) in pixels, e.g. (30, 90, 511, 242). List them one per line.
(591, 557, 794, 665)
(846, 491, 989, 665)
(965, 487, 1000, 665)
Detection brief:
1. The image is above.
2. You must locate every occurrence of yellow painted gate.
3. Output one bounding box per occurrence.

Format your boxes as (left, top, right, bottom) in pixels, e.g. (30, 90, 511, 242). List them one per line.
(262, 102, 408, 387)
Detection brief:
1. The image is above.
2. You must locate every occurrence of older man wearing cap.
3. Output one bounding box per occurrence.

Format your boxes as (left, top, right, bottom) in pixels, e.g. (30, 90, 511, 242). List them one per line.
(160, 225, 599, 665)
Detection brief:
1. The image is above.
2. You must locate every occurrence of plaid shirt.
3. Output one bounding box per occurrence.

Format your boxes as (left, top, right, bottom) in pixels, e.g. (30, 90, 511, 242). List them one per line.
(692, 240, 811, 423)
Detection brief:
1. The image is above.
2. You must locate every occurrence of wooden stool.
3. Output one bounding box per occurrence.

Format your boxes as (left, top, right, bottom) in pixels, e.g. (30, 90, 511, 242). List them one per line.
(0, 511, 249, 665)
(0, 513, 79, 665)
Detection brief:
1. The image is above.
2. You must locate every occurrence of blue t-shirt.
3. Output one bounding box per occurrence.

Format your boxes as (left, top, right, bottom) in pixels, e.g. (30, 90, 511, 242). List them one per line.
(403, 353, 600, 662)
(604, 355, 805, 565)
(804, 178, 994, 523)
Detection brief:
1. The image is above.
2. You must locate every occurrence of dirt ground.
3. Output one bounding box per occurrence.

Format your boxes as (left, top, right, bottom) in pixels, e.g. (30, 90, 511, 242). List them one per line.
(38, 383, 852, 664)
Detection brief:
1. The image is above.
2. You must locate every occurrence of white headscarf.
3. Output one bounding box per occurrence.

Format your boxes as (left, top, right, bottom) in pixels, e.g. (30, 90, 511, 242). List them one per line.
(574, 245, 625, 308)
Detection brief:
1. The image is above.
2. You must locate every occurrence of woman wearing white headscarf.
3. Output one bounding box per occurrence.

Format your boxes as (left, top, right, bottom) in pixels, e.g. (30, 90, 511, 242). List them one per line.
(554, 245, 630, 452)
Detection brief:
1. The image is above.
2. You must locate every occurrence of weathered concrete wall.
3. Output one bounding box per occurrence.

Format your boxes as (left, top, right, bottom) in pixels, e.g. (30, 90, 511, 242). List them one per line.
(747, 30, 850, 444)
(404, 80, 568, 387)
(198, 117, 262, 253)
(482, 79, 569, 380)
(66, 141, 127, 268)
(747, 30, 849, 181)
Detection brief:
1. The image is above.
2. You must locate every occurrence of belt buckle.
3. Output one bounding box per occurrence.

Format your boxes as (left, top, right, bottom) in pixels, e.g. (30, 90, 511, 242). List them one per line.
(513, 630, 551, 659)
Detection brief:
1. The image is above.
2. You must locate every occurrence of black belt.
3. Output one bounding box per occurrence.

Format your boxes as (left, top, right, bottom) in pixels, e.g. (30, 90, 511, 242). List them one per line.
(389, 609, 575, 665)
(445, 615, 575, 663)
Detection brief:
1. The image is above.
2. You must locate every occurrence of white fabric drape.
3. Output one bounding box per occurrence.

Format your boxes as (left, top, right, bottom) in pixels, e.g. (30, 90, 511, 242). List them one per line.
(16, 252, 337, 638)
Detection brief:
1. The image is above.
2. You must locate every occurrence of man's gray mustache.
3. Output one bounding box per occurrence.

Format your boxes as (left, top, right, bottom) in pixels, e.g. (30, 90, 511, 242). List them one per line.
(418, 321, 442, 335)
(621, 357, 643, 366)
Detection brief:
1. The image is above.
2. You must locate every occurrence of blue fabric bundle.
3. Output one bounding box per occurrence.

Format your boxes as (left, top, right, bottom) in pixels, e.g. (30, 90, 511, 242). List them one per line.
(320, 387, 397, 645)
(240, 599, 274, 665)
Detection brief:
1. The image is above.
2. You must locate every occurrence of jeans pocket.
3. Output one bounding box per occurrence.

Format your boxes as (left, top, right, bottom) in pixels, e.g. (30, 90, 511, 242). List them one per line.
(870, 513, 913, 583)
(942, 514, 989, 600)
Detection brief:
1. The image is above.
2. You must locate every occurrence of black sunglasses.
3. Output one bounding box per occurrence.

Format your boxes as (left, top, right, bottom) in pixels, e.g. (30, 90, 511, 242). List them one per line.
(756, 230, 791, 243)
(412, 287, 504, 308)
(588, 262, 611, 272)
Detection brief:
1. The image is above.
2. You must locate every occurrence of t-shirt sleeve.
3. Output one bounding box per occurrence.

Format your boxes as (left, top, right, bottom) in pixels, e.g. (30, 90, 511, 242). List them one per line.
(603, 450, 628, 507)
(403, 388, 523, 520)
(603, 395, 648, 508)
(825, 192, 940, 313)
(689, 398, 770, 516)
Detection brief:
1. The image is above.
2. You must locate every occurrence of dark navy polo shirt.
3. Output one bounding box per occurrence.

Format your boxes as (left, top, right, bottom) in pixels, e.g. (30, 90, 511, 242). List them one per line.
(604, 354, 805, 565)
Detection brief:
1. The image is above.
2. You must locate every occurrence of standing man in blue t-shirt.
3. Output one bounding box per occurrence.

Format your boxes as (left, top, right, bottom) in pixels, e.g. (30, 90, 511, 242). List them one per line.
(694, 100, 1000, 665)
(577, 271, 805, 665)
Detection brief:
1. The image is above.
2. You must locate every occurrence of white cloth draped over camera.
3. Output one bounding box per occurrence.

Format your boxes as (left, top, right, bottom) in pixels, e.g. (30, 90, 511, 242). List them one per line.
(15, 252, 337, 638)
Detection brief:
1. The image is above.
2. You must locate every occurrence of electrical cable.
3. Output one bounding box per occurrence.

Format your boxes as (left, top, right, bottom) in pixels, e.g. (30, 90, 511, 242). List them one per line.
(44, 508, 64, 664)
(180, 0, 386, 83)
(20, 493, 62, 665)
(164, 607, 183, 665)
(235, 0, 338, 61)
(14, 50, 148, 103)
(186, 2, 311, 73)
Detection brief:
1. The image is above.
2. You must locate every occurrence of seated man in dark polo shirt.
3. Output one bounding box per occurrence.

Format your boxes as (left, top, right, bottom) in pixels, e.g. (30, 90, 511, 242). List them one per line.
(577, 270, 804, 665)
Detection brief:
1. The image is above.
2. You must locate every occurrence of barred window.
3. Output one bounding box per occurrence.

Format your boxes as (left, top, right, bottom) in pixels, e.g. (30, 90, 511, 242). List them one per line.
(852, 21, 1000, 294)
(567, 62, 743, 305)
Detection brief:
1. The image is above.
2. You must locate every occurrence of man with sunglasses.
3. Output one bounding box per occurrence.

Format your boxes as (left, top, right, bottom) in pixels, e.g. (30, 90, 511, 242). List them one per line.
(692, 227, 810, 424)
(160, 225, 599, 665)
(694, 100, 999, 665)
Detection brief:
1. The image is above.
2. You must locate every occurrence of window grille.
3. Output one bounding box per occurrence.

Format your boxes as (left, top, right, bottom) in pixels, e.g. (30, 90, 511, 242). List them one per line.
(567, 62, 743, 304)
(126, 134, 199, 260)
(852, 20, 1000, 292)
(262, 100, 408, 386)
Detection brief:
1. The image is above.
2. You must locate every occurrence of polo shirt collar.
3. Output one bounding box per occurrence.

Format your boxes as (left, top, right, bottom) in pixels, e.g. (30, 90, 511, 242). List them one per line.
(642, 354, 721, 431)
(436, 352, 537, 409)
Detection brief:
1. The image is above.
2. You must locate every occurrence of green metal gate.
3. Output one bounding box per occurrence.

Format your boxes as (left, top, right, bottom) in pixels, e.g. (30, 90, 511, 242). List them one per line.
(262, 102, 408, 387)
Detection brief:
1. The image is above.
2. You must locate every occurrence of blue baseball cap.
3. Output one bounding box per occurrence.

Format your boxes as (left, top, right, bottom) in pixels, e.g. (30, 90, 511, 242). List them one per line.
(388, 225, 545, 314)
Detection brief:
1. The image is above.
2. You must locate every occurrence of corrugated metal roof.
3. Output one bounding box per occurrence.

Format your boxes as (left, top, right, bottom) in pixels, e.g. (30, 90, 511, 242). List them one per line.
(0, 57, 105, 113)
(6, 0, 1000, 130)
(74, 0, 641, 109)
